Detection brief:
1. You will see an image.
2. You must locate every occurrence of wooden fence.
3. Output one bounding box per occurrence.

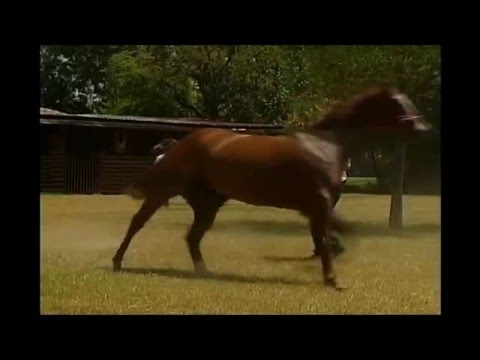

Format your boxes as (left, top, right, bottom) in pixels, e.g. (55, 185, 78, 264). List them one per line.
(41, 153, 154, 195)
(40, 152, 65, 193)
(65, 152, 99, 194)
(98, 155, 152, 194)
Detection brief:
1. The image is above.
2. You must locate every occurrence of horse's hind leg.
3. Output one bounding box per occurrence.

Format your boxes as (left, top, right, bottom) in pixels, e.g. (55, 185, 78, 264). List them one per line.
(112, 195, 167, 272)
(184, 187, 226, 273)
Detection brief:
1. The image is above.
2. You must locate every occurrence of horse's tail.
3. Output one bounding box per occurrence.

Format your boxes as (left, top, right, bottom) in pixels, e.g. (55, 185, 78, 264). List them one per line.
(123, 165, 158, 200)
(123, 164, 183, 201)
(123, 183, 147, 200)
(124, 183, 146, 200)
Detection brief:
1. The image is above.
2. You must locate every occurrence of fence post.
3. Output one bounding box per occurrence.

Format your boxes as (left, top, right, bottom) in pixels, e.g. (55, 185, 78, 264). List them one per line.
(389, 142, 407, 229)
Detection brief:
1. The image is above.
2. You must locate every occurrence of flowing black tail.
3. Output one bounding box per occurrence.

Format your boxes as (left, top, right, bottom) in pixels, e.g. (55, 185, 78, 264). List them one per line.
(123, 165, 158, 200)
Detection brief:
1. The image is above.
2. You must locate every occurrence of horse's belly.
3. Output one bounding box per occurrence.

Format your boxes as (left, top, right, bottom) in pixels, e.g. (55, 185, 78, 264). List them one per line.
(206, 169, 313, 210)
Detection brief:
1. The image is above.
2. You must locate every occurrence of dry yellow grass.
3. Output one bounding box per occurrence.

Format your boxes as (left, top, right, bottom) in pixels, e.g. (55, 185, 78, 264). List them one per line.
(40, 194, 440, 315)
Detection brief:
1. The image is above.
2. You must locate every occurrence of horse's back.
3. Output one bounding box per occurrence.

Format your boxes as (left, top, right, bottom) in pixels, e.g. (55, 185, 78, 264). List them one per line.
(180, 129, 321, 208)
(155, 128, 340, 211)
(164, 128, 297, 168)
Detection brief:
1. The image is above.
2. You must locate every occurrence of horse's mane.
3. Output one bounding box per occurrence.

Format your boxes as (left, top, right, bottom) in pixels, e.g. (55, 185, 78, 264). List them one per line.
(310, 87, 393, 131)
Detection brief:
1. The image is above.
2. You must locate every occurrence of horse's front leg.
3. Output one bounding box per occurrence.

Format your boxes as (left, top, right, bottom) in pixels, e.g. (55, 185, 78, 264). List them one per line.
(112, 196, 165, 272)
(308, 190, 344, 290)
(311, 187, 346, 258)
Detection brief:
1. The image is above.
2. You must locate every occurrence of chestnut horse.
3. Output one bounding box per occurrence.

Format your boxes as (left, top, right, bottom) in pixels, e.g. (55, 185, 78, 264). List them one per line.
(113, 87, 430, 290)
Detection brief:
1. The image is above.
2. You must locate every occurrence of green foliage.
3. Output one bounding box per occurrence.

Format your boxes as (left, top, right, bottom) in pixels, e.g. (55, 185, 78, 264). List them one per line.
(40, 45, 440, 128)
(292, 45, 440, 128)
(41, 194, 441, 314)
(101, 47, 189, 117)
(40, 45, 129, 113)
(101, 45, 309, 123)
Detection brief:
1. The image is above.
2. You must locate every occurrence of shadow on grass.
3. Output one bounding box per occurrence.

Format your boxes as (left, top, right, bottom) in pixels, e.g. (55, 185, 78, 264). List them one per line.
(261, 255, 321, 263)
(213, 219, 308, 236)
(172, 219, 440, 239)
(100, 266, 311, 286)
(346, 221, 440, 238)
(261, 251, 357, 263)
(166, 219, 309, 236)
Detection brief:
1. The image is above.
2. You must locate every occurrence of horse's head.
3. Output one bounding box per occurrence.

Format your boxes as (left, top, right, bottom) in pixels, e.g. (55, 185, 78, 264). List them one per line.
(313, 87, 431, 141)
(152, 138, 178, 156)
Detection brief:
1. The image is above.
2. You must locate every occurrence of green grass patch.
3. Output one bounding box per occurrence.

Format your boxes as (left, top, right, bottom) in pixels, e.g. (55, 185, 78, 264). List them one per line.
(41, 194, 440, 314)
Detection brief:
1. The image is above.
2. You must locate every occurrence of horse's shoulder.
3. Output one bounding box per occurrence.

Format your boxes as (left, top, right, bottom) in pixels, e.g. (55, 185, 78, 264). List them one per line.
(293, 132, 343, 188)
(294, 132, 339, 163)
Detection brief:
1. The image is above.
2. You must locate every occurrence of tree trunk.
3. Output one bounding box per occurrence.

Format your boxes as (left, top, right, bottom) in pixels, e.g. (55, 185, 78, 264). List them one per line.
(389, 142, 407, 229)
(368, 149, 389, 192)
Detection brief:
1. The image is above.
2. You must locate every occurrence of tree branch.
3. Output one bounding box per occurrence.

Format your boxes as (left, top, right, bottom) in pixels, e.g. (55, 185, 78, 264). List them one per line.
(178, 100, 204, 117)
(222, 45, 237, 70)
(163, 80, 204, 118)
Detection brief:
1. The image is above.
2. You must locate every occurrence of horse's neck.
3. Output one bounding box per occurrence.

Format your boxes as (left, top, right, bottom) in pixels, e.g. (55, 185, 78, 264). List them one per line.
(312, 105, 362, 157)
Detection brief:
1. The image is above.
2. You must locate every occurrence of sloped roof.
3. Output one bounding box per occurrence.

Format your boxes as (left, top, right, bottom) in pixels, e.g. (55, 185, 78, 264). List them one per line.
(40, 107, 68, 115)
(39, 110, 285, 134)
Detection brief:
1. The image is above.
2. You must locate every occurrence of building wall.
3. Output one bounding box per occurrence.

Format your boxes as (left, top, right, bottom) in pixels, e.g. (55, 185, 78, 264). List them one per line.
(40, 125, 187, 194)
(40, 124, 285, 194)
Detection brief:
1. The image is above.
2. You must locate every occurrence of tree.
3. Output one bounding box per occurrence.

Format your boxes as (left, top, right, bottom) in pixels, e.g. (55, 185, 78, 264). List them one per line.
(389, 142, 407, 228)
(101, 45, 310, 123)
(101, 46, 189, 117)
(40, 45, 129, 113)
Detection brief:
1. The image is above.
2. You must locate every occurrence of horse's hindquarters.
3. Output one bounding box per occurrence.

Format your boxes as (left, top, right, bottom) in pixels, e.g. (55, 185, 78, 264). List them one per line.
(124, 184, 145, 200)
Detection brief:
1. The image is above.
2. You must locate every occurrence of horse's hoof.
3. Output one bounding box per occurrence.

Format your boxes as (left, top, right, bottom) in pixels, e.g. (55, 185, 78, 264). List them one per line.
(112, 260, 122, 272)
(324, 277, 346, 291)
(333, 284, 347, 291)
(194, 266, 210, 276)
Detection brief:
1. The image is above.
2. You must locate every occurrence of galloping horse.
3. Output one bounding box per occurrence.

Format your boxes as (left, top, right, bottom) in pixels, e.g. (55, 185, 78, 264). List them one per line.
(113, 87, 430, 290)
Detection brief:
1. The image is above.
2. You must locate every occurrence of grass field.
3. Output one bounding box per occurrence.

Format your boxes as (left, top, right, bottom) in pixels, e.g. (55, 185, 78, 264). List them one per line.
(40, 194, 441, 315)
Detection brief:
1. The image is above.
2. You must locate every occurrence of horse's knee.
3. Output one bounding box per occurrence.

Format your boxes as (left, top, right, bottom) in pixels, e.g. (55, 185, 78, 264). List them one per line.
(186, 222, 208, 242)
(318, 188, 334, 212)
(133, 209, 147, 222)
(201, 216, 215, 231)
(130, 206, 155, 229)
(129, 215, 145, 232)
